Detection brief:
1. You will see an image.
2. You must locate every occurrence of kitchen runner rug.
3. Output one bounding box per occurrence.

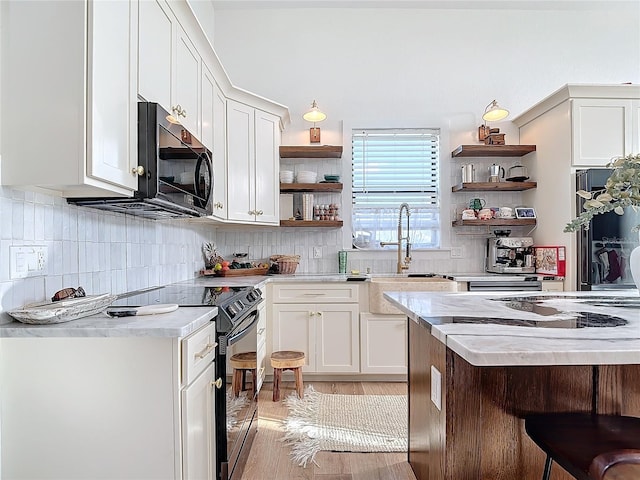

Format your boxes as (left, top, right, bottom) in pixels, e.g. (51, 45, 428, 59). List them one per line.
(282, 386, 407, 467)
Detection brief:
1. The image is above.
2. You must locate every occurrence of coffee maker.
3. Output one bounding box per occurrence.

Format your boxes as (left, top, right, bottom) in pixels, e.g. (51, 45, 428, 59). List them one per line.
(486, 233, 535, 274)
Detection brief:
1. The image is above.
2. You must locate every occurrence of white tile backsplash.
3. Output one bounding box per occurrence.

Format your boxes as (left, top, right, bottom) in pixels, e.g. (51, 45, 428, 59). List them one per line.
(0, 186, 215, 325)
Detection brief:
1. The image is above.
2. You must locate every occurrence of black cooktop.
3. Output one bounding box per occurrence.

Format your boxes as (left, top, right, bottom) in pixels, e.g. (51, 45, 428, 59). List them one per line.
(112, 285, 250, 307)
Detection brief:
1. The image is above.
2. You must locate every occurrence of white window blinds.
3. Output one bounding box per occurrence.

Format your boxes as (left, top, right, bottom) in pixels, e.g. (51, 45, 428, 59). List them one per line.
(352, 128, 440, 249)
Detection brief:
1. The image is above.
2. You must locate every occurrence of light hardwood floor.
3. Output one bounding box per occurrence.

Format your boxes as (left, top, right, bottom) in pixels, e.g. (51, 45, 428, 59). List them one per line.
(239, 381, 417, 480)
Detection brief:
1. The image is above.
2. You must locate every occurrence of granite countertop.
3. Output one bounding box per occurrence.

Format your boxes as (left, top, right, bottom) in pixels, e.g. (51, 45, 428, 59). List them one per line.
(383, 290, 640, 367)
(0, 306, 217, 338)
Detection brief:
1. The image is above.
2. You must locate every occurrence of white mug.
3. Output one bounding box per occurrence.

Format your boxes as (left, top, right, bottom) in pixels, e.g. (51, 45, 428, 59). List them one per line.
(499, 206, 513, 218)
(461, 209, 476, 220)
(478, 208, 493, 220)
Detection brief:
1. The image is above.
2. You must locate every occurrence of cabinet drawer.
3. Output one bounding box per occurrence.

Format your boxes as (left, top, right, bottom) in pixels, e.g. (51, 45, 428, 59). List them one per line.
(182, 323, 216, 386)
(272, 283, 359, 303)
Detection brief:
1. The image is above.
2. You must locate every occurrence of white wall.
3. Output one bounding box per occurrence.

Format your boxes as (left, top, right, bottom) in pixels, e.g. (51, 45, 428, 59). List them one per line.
(210, 2, 640, 273)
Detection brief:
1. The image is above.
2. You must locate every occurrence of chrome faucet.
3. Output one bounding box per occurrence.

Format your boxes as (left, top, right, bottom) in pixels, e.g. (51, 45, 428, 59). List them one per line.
(380, 203, 412, 274)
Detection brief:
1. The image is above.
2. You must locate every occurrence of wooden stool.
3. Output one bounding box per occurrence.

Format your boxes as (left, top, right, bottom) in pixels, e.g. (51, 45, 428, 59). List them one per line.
(525, 413, 640, 480)
(270, 350, 305, 402)
(229, 351, 256, 398)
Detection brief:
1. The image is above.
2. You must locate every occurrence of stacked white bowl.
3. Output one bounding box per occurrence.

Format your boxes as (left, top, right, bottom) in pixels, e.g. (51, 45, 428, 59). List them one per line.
(296, 170, 317, 184)
(280, 170, 294, 183)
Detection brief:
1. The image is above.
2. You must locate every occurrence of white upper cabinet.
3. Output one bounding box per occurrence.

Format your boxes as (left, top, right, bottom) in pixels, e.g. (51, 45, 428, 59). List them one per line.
(226, 100, 281, 225)
(174, 24, 200, 137)
(571, 98, 635, 167)
(138, 0, 200, 138)
(138, 0, 172, 110)
(254, 110, 281, 224)
(227, 100, 256, 223)
(202, 66, 228, 220)
(1, 0, 138, 196)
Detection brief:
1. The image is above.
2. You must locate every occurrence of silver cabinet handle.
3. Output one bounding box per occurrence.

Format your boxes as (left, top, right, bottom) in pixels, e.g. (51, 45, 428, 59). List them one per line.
(212, 378, 222, 389)
(257, 210, 263, 215)
(131, 166, 145, 176)
(195, 342, 216, 359)
(214, 202, 223, 209)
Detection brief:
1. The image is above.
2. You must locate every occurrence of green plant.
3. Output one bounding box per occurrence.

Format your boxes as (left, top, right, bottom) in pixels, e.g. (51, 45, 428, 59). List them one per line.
(564, 153, 640, 232)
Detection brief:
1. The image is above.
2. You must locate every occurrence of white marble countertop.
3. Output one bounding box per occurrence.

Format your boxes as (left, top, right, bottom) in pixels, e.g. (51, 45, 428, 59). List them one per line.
(383, 290, 640, 367)
(0, 306, 217, 338)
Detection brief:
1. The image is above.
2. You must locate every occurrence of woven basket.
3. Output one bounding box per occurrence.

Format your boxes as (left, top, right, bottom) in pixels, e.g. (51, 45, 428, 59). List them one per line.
(270, 254, 300, 274)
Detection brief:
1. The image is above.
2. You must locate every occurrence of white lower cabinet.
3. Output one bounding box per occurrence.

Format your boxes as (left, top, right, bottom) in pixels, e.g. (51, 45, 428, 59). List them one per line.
(270, 284, 360, 374)
(360, 313, 407, 374)
(0, 323, 217, 479)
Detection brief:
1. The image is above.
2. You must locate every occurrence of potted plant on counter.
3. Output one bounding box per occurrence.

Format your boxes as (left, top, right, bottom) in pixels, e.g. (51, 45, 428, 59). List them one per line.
(564, 153, 640, 290)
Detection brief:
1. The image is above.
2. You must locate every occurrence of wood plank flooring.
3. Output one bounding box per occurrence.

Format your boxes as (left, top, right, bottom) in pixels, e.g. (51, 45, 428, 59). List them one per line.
(239, 381, 417, 480)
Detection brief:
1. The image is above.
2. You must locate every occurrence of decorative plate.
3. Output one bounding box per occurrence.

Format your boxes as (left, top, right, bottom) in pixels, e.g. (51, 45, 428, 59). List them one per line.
(8, 294, 118, 325)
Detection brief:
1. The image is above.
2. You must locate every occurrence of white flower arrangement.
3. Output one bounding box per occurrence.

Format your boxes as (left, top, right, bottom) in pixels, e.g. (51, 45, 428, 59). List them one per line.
(565, 153, 640, 232)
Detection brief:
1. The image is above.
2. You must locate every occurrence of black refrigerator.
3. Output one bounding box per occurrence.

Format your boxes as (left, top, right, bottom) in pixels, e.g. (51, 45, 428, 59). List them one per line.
(576, 169, 640, 290)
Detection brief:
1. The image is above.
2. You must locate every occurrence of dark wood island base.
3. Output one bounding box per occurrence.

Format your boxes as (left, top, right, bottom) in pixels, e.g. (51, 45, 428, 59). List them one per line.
(408, 319, 640, 480)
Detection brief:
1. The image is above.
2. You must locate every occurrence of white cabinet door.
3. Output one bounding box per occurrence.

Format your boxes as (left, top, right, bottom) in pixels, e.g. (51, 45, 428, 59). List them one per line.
(316, 304, 360, 373)
(88, 0, 138, 190)
(272, 304, 317, 372)
(209, 72, 228, 219)
(254, 109, 280, 224)
(572, 98, 633, 166)
(174, 24, 200, 137)
(182, 362, 216, 480)
(360, 314, 407, 374)
(1, 0, 137, 195)
(227, 100, 256, 222)
(138, 0, 172, 111)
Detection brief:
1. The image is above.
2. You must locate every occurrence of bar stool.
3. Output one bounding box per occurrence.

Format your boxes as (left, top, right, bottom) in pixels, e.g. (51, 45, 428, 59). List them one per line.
(525, 413, 640, 480)
(589, 449, 640, 479)
(229, 351, 256, 398)
(270, 350, 305, 402)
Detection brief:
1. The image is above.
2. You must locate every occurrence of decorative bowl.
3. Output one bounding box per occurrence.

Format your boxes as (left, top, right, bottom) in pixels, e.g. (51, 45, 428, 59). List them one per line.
(8, 293, 118, 324)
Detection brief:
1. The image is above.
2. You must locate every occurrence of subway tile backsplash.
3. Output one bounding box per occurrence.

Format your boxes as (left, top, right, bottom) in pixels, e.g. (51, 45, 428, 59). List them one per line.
(1, 180, 491, 324)
(0, 186, 214, 325)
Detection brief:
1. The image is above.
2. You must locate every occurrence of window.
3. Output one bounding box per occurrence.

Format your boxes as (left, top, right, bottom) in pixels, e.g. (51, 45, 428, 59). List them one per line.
(352, 128, 440, 249)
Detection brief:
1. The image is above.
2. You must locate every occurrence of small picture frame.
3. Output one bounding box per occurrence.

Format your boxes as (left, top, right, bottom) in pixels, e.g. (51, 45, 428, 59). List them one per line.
(515, 207, 536, 219)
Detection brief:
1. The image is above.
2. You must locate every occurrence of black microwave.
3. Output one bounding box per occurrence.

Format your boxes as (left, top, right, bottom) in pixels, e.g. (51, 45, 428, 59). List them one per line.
(69, 102, 214, 219)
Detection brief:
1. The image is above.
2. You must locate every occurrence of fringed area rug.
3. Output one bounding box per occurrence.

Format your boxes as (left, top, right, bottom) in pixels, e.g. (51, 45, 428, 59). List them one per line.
(282, 386, 408, 467)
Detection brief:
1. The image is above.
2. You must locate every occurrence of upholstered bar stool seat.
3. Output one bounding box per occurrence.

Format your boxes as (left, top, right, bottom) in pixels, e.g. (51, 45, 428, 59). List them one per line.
(270, 350, 305, 402)
(525, 413, 640, 480)
(229, 351, 257, 398)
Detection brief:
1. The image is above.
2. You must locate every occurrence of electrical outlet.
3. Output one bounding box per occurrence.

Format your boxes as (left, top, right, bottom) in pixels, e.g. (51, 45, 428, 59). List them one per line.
(450, 247, 463, 258)
(10, 245, 49, 279)
(431, 365, 442, 411)
(312, 246, 322, 259)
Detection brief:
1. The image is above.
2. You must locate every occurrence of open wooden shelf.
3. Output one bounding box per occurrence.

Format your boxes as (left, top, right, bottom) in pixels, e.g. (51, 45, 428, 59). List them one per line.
(452, 218, 537, 227)
(451, 181, 537, 192)
(279, 145, 343, 158)
(280, 220, 343, 228)
(280, 182, 343, 192)
(451, 145, 536, 158)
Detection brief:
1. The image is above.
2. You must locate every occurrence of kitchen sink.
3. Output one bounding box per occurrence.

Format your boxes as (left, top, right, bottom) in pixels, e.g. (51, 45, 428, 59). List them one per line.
(368, 276, 457, 314)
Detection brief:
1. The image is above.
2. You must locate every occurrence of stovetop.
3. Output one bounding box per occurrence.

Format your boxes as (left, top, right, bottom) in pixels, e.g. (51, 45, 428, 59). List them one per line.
(112, 285, 253, 308)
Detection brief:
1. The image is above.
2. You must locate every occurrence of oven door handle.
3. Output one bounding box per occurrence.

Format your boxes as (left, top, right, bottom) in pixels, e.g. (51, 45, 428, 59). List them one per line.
(227, 309, 260, 346)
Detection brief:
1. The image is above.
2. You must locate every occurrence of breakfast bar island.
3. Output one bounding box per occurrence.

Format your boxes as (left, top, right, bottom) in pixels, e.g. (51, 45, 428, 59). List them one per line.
(383, 291, 640, 480)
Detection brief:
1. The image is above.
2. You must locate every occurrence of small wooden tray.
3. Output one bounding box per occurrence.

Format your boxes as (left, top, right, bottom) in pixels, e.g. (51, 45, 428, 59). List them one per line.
(201, 267, 269, 277)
